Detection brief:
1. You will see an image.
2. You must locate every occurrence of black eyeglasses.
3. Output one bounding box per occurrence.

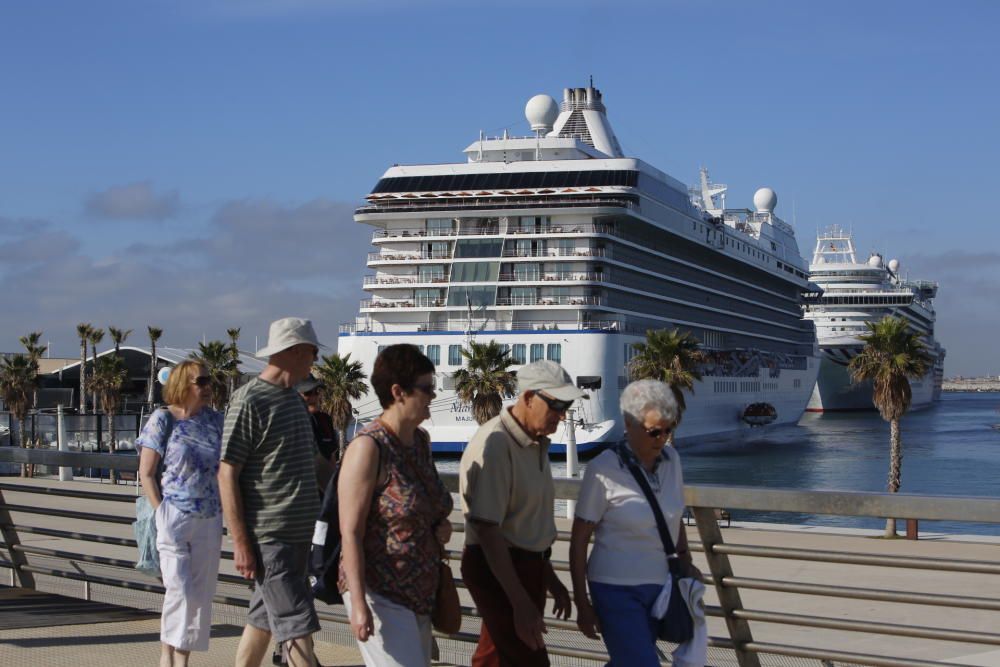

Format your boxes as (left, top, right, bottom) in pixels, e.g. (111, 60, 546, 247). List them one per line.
(192, 376, 212, 388)
(535, 392, 573, 413)
(302, 388, 320, 397)
(644, 425, 674, 440)
(411, 383, 436, 396)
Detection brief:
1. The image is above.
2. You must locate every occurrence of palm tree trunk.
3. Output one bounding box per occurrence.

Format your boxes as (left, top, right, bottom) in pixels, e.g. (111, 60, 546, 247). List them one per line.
(80, 341, 87, 414)
(108, 405, 118, 484)
(90, 343, 98, 413)
(337, 428, 346, 462)
(885, 417, 903, 537)
(148, 339, 156, 405)
(16, 418, 27, 478)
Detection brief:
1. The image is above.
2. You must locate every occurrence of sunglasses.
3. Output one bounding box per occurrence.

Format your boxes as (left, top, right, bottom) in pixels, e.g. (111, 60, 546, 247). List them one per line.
(192, 376, 212, 388)
(644, 425, 674, 440)
(411, 383, 436, 396)
(535, 392, 573, 413)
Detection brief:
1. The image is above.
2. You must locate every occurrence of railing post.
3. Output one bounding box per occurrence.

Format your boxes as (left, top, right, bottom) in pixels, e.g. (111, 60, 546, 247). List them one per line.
(58, 404, 73, 482)
(0, 487, 36, 589)
(692, 506, 759, 667)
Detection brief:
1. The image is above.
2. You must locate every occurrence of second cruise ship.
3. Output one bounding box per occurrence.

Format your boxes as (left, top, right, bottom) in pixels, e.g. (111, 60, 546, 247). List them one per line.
(338, 83, 821, 451)
(805, 226, 945, 412)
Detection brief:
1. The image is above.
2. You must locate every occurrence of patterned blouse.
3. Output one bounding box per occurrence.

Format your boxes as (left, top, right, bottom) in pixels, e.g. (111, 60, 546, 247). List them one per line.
(338, 419, 454, 615)
(137, 407, 223, 518)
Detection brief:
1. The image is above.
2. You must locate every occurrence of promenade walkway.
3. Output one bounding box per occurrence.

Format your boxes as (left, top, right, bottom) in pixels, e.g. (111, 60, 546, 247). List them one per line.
(2, 475, 999, 666)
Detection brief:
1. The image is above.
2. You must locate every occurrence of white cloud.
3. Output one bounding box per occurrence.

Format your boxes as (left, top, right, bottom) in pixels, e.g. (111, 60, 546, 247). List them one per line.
(84, 181, 180, 222)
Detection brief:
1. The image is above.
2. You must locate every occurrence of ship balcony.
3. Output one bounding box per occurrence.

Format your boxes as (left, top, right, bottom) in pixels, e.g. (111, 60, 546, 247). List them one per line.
(371, 222, 619, 243)
(340, 317, 625, 334)
(495, 295, 604, 307)
(498, 271, 606, 283)
(368, 251, 452, 264)
(501, 247, 607, 259)
(360, 298, 447, 310)
(362, 275, 450, 287)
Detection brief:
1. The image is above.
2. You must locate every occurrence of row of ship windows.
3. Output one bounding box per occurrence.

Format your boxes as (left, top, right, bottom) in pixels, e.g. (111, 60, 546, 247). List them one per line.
(376, 343, 562, 367)
(371, 170, 639, 194)
(712, 381, 781, 393)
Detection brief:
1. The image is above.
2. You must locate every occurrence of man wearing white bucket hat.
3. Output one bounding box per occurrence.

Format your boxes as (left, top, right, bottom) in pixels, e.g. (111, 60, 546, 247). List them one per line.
(459, 360, 582, 667)
(219, 317, 325, 667)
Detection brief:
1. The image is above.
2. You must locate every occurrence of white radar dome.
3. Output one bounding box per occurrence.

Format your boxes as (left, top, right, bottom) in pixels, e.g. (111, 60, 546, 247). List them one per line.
(525, 94, 559, 133)
(888, 259, 900, 273)
(753, 187, 777, 213)
(868, 254, 883, 268)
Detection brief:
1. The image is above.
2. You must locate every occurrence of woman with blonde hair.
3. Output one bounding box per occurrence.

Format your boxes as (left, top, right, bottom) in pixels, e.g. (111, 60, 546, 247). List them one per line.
(138, 360, 224, 666)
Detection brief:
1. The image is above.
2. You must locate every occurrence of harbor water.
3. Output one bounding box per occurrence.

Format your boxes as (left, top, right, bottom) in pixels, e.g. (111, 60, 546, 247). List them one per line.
(437, 392, 1000, 536)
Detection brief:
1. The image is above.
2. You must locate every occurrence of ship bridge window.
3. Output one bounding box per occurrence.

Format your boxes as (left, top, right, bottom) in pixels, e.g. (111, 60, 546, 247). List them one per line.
(547, 344, 562, 363)
(448, 344, 463, 366)
(577, 375, 601, 390)
(451, 261, 500, 282)
(455, 238, 503, 258)
(530, 344, 545, 362)
(370, 170, 639, 194)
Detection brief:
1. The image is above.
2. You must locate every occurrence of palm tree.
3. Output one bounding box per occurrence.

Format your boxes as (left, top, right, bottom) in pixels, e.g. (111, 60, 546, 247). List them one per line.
(849, 316, 933, 537)
(0, 355, 35, 477)
(108, 326, 132, 356)
(313, 353, 369, 460)
(191, 341, 237, 409)
(88, 328, 105, 412)
(453, 340, 517, 425)
(19, 331, 47, 411)
(226, 328, 241, 398)
(89, 355, 127, 462)
(627, 328, 705, 445)
(147, 326, 163, 405)
(76, 323, 93, 413)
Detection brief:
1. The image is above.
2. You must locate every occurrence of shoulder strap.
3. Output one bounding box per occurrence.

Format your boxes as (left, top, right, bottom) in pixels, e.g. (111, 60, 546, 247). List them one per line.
(617, 443, 682, 575)
(156, 407, 175, 484)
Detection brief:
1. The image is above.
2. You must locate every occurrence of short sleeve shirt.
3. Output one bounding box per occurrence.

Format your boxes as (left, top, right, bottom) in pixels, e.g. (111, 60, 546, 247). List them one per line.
(137, 407, 223, 518)
(575, 446, 685, 586)
(459, 407, 556, 553)
(220, 378, 320, 544)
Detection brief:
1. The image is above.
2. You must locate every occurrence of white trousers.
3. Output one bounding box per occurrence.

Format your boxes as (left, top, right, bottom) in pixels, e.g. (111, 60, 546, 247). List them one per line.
(343, 589, 433, 667)
(155, 500, 223, 651)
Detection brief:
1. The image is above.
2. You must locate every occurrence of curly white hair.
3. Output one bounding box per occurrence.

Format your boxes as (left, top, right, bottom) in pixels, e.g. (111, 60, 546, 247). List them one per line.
(619, 379, 679, 426)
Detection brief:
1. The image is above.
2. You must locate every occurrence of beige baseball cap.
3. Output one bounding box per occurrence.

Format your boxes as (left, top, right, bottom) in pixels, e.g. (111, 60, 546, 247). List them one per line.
(516, 360, 586, 401)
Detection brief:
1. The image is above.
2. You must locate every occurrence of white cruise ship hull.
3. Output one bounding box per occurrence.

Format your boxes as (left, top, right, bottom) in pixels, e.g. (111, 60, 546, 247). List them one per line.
(806, 340, 942, 413)
(340, 331, 819, 453)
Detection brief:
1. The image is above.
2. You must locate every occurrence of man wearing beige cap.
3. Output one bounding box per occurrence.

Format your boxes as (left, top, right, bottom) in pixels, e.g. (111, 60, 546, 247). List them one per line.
(459, 359, 582, 667)
(219, 317, 324, 667)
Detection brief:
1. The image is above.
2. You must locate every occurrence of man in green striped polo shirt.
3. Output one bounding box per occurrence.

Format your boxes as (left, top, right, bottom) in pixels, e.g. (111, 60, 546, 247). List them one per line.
(219, 317, 324, 667)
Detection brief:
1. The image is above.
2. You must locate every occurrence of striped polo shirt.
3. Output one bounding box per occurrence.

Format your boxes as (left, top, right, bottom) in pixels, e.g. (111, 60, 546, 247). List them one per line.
(221, 377, 320, 544)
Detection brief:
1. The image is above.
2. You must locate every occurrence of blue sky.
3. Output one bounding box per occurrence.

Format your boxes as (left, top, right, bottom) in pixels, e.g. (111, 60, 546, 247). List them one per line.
(1, 0, 997, 376)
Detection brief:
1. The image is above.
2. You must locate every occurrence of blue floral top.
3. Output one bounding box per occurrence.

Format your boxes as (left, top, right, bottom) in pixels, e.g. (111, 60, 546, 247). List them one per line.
(137, 407, 224, 518)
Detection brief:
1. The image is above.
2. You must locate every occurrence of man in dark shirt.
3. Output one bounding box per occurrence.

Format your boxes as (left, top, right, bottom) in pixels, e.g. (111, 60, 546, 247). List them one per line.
(295, 374, 338, 491)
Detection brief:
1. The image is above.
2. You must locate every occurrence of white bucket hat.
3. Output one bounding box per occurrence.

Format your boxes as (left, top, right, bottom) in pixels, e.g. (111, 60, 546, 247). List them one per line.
(516, 360, 585, 401)
(255, 317, 326, 358)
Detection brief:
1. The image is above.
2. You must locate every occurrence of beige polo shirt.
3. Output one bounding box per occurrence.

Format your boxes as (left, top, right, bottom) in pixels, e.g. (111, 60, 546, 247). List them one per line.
(459, 407, 556, 553)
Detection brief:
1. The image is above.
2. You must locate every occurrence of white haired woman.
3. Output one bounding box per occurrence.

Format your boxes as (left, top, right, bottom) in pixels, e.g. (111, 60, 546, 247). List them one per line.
(569, 379, 702, 666)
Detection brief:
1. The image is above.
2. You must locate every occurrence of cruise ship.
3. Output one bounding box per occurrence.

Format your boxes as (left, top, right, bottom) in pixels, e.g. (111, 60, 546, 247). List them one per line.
(338, 83, 821, 452)
(804, 226, 945, 412)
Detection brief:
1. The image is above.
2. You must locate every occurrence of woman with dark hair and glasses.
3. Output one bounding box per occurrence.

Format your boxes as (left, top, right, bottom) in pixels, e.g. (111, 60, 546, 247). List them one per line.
(569, 379, 703, 666)
(137, 360, 224, 666)
(338, 344, 453, 666)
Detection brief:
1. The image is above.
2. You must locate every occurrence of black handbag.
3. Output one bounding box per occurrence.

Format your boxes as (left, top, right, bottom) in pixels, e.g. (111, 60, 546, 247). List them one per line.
(308, 439, 382, 605)
(617, 444, 695, 645)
